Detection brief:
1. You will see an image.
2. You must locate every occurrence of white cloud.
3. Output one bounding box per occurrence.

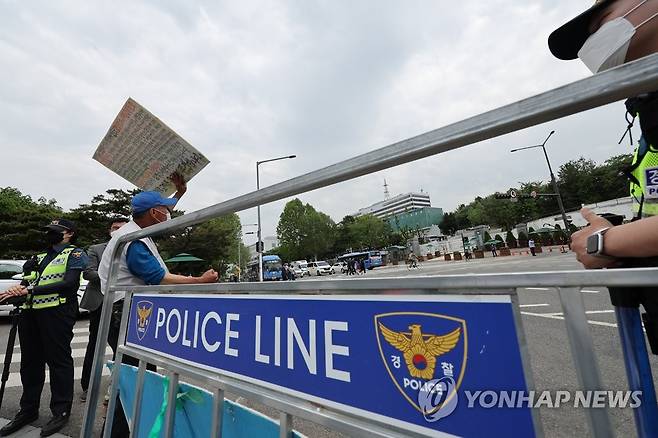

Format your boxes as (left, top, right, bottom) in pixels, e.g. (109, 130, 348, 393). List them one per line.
(0, 1, 640, 244)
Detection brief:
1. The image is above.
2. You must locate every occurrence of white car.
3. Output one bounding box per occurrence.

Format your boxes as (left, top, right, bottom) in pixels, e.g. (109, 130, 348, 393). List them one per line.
(308, 261, 333, 276)
(331, 262, 346, 274)
(0, 260, 26, 315)
(291, 261, 310, 277)
(0, 259, 88, 316)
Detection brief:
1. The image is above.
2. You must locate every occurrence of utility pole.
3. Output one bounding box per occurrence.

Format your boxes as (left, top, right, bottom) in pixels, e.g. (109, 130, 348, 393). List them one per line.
(511, 130, 570, 231)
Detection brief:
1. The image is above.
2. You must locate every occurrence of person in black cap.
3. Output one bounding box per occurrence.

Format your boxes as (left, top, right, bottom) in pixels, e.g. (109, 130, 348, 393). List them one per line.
(549, 1, 658, 351)
(0, 218, 88, 437)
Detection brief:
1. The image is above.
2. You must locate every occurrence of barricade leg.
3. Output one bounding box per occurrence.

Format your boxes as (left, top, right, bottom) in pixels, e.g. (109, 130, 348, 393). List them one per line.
(615, 306, 658, 438)
(279, 412, 293, 438)
(558, 287, 613, 438)
(130, 360, 147, 437)
(163, 371, 179, 438)
(211, 388, 225, 438)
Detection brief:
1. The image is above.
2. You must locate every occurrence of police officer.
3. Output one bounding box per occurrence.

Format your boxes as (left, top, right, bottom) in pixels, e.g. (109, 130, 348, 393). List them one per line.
(549, 0, 658, 349)
(0, 219, 88, 437)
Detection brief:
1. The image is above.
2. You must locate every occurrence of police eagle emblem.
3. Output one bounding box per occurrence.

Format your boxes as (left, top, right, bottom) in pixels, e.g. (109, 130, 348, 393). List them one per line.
(134, 300, 154, 341)
(378, 322, 461, 380)
(137, 304, 152, 328)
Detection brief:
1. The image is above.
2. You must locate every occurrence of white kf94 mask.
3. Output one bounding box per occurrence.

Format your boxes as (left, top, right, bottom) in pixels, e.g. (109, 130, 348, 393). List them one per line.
(578, 0, 658, 73)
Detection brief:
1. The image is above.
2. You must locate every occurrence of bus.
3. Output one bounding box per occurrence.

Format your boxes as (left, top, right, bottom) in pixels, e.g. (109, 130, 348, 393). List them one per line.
(337, 251, 383, 270)
(246, 255, 283, 281)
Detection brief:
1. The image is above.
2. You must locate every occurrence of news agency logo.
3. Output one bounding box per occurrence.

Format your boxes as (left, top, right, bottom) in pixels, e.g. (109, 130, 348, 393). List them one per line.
(135, 300, 154, 341)
(375, 312, 467, 421)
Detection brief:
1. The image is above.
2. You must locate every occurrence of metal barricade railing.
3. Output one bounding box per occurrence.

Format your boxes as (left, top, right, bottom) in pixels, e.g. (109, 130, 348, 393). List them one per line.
(82, 53, 658, 437)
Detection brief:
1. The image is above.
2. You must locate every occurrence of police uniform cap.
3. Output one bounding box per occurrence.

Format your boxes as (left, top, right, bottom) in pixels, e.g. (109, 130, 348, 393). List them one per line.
(44, 218, 77, 233)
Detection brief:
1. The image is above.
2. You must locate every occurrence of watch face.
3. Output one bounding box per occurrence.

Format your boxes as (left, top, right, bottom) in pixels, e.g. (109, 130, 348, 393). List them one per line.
(586, 234, 599, 255)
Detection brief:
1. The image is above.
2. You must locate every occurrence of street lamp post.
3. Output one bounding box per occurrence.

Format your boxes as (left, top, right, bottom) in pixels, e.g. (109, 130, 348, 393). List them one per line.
(510, 131, 570, 231)
(257, 155, 296, 281)
(238, 229, 256, 282)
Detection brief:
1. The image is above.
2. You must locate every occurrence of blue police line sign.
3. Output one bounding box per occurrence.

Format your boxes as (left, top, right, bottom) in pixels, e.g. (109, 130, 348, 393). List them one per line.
(126, 294, 537, 437)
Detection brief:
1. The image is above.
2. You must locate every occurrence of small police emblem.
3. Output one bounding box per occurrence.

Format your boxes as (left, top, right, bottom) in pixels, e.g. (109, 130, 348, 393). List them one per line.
(135, 300, 154, 341)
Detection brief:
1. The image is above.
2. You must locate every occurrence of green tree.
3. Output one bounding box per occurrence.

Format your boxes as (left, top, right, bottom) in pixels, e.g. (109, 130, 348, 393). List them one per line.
(276, 199, 336, 261)
(158, 214, 243, 276)
(439, 212, 458, 235)
(518, 231, 528, 247)
(347, 215, 391, 250)
(66, 188, 138, 248)
(0, 187, 63, 259)
(505, 230, 517, 248)
(483, 231, 492, 250)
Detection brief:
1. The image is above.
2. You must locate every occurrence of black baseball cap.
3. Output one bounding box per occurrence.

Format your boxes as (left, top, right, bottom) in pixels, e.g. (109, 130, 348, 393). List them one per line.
(44, 219, 77, 233)
(548, 0, 615, 60)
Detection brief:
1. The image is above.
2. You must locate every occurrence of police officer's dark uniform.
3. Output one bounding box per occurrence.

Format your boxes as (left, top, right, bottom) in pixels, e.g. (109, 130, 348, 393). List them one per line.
(548, 1, 658, 353)
(0, 219, 88, 437)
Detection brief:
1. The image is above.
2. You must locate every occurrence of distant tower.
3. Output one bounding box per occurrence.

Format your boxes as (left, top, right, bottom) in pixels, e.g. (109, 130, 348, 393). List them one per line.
(384, 179, 391, 200)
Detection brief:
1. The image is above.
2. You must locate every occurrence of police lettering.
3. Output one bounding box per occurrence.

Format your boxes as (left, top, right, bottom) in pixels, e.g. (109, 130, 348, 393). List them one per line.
(154, 308, 240, 357)
(151, 308, 351, 382)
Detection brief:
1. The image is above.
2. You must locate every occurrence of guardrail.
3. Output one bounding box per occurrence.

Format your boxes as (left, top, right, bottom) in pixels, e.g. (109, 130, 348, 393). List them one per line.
(82, 53, 658, 437)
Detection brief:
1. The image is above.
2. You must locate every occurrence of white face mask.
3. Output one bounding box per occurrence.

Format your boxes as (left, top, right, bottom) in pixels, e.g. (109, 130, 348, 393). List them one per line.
(578, 0, 658, 73)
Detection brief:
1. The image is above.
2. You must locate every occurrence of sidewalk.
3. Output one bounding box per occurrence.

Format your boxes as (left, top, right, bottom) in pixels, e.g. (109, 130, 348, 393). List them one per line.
(380, 245, 571, 269)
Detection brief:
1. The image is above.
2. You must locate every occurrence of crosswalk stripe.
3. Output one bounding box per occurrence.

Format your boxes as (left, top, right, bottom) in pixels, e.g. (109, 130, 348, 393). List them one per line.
(0, 347, 112, 364)
(15, 335, 91, 351)
(3, 365, 111, 388)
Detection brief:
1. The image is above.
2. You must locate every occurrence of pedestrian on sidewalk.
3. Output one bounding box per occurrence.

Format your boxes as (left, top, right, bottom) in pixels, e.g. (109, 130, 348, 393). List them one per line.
(528, 239, 536, 256)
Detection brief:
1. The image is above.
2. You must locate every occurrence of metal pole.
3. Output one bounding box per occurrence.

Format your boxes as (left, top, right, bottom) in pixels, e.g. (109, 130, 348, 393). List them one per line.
(257, 162, 263, 282)
(615, 307, 658, 438)
(539, 131, 570, 231)
(558, 287, 613, 438)
(238, 232, 241, 282)
(255, 155, 296, 282)
(511, 131, 570, 232)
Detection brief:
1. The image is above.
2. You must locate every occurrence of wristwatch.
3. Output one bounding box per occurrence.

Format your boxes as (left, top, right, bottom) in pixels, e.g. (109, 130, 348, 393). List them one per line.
(586, 227, 611, 257)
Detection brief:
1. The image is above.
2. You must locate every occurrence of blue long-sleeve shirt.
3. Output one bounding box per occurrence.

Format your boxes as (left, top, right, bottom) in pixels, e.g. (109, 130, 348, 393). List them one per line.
(126, 241, 165, 285)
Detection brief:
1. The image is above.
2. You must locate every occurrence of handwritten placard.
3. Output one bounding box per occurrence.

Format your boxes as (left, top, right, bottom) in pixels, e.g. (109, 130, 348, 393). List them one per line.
(93, 98, 210, 195)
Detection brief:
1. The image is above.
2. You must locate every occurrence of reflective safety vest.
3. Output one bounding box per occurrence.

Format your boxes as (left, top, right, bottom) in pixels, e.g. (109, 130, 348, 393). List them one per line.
(23, 246, 74, 310)
(629, 136, 658, 218)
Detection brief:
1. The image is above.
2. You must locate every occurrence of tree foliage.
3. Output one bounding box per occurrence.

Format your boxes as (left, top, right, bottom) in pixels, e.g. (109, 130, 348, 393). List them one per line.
(276, 199, 336, 261)
(0, 187, 244, 279)
(0, 187, 62, 259)
(439, 155, 632, 233)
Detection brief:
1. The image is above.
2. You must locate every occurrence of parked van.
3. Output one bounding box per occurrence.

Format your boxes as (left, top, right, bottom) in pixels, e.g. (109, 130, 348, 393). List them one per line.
(291, 260, 310, 277)
(308, 261, 332, 276)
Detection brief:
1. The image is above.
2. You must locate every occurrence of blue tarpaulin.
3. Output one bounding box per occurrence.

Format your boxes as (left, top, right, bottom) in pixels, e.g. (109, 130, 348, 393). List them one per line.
(111, 363, 305, 438)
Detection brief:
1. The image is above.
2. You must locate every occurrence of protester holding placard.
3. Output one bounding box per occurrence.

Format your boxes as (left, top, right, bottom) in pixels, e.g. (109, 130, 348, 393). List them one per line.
(98, 176, 218, 437)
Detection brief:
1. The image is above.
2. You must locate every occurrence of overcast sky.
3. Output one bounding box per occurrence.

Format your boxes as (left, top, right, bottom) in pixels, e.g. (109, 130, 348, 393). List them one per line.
(0, 1, 639, 244)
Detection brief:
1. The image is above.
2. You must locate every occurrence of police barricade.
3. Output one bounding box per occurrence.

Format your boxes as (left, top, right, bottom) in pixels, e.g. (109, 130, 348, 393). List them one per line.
(82, 53, 658, 437)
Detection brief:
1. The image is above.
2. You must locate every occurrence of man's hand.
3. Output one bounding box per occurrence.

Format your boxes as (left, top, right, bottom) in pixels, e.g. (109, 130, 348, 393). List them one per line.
(171, 172, 187, 199)
(197, 269, 218, 283)
(571, 208, 619, 269)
